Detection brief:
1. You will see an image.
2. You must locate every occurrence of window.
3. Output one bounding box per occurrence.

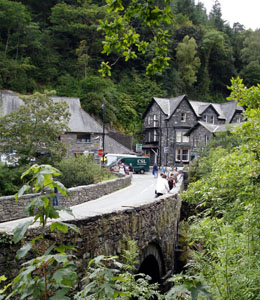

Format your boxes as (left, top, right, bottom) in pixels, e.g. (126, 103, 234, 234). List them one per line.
(176, 130, 189, 143)
(148, 130, 159, 142)
(153, 115, 158, 127)
(181, 112, 186, 122)
(176, 148, 189, 162)
(76, 133, 91, 143)
(202, 114, 207, 122)
(205, 135, 209, 145)
(153, 129, 159, 142)
(203, 114, 215, 124)
(148, 115, 152, 125)
(193, 136, 200, 147)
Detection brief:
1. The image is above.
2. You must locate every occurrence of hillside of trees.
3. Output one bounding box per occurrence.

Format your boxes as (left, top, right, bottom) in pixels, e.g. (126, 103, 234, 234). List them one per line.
(1, 0, 260, 137)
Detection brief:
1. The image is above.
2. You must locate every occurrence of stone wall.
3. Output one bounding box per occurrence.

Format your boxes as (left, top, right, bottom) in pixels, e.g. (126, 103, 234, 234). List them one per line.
(0, 182, 183, 283)
(0, 175, 131, 223)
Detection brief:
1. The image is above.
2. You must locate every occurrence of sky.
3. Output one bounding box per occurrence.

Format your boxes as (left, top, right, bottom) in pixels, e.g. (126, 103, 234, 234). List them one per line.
(195, 0, 260, 30)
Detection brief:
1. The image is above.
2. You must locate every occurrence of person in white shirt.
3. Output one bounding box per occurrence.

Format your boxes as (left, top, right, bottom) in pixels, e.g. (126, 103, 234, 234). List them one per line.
(155, 174, 170, 197)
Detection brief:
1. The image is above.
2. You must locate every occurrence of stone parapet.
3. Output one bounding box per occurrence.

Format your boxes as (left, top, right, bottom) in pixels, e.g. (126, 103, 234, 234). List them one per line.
(0, 175, 131, 223)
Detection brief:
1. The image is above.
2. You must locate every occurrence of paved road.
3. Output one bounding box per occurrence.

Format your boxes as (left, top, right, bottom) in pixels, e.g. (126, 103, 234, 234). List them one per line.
(0, 172, 155, 233)
(0, 172, 182, 233)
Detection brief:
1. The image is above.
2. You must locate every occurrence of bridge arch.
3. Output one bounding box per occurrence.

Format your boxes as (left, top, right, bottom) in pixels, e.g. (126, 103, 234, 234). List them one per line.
(138, 242, 165, 283)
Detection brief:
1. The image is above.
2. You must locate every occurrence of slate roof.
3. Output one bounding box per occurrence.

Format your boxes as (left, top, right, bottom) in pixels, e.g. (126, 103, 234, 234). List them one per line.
(184, 121, 241, 136)
(149, 94, 243, 123)
(0, 90, 133, 154)
(153, 95, 187, 118)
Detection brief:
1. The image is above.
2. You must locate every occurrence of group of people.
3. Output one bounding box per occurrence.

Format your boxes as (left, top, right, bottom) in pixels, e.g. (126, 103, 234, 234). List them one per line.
(116, 162, 134, 176)
(153, 164, 179, 198)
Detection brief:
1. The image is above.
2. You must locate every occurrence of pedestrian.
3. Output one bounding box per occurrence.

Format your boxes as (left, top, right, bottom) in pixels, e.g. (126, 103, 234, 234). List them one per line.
(119, 163, 126, 175)
(152, 163, 158, 178)
(128, 163, 134, 177)
(53, 178, 59, 206)
(168, 174, 175, 191)
(155, 174, 170, 197)
(161, 165, 166, 174)
(173, 167, 179, 183)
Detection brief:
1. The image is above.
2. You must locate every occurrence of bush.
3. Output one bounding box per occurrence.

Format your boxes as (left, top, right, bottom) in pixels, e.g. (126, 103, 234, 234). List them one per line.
(56, 155, 113, 188)
(0, 163, 29, 196)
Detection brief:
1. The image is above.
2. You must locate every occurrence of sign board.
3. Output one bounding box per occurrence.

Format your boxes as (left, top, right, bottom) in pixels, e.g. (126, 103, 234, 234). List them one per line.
(97, 149, 104, 156)
(136, 144, 142, 152)
(164, 147, 168, 153)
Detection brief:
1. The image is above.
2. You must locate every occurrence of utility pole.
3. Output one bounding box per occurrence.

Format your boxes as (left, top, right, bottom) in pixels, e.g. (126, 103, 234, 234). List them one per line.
(102, 98, 106, 167)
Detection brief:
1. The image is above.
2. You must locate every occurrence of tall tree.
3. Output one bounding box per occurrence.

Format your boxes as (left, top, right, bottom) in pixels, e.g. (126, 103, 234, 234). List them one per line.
(209, 0, 225, 31)
(240, 29, 260, 86)
(176, 35, 200, 92)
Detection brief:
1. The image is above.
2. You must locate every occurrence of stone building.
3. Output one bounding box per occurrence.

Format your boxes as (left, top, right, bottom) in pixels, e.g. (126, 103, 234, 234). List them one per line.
(0, 90, 133, 160)
(143, 95, 244, 166)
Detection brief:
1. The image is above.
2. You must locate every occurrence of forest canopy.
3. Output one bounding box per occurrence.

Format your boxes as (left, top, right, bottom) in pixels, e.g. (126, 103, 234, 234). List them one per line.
(0, 0, 259, 137)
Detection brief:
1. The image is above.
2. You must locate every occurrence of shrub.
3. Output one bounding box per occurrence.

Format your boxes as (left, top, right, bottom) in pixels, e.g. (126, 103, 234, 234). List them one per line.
(56, 155, 113, 188)
(0, 163, 29, 196)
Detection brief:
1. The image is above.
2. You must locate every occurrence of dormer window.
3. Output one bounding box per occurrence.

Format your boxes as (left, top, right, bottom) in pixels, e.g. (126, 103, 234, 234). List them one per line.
(181, 112, 186, 122)
(210, 115, 214, 124)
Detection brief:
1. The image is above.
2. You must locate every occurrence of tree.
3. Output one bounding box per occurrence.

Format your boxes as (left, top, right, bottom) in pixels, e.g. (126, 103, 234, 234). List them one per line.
(240, 29, 260, 86)
(98, 0, 173, 76)
(180, 78, 260, 299)
(209, 0, 225, 31)
(0, 91, 70, 165)
(176, 35, 200, 92)
(198, 29, 234, 98)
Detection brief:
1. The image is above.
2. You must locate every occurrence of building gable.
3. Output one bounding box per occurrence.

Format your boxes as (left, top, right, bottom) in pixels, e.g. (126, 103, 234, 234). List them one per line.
(167, 96, 198, 127)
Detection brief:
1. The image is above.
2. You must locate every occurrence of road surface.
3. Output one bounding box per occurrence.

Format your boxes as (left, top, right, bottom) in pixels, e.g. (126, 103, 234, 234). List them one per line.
(0, 172, 182, 233)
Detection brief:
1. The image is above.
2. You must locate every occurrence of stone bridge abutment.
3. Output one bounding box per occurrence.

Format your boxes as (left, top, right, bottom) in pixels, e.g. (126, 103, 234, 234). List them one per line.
(0, 177, 183, 284)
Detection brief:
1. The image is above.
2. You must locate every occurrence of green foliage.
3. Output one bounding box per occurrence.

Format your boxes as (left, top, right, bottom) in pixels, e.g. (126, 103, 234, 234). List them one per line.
(0, 275, 11, 300)
(0, 163, 29, 196)
(165, 273, 211, 300)
(176, 35, 200, 92)
(57, 155, 113, 188)
(188, 131, 243, 183)
(98, 0, 173, 76)
(0, 90, 70, 165)
(1, 0, 260, 136)
(5, 164, 79, 299)
(74, 240, 161, 300)
(7, 253, 77, 300)
(180, 79, 260, 299)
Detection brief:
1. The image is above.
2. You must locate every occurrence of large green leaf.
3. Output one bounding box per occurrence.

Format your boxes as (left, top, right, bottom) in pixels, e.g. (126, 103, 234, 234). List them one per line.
(13, 220, 34, 243)
(50, 222, 68, 233)
(15, 185, 31, 201)
(16, 242, 33, 259)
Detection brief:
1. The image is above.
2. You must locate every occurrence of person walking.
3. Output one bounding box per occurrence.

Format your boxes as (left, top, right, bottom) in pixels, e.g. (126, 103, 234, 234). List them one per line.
(152, 163, 158, 178)
(53, 178, 59, 206)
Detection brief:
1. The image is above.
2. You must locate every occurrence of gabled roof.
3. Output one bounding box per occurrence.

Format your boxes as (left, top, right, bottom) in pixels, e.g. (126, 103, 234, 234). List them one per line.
(144, 95, 198, 119)
(0, 90, 133, 154)
(189, 100, 243, 121)
(0, 90, 104, 134)
(52, 96, 105, 133)
(185, 121, 241, 136)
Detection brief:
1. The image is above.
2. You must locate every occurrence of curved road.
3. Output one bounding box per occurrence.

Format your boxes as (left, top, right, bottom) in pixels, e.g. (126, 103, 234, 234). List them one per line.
(0, 172, 182, 233)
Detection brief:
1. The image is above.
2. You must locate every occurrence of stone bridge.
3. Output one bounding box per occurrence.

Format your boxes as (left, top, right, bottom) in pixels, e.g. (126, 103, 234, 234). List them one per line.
(0, 175, 183, 285)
